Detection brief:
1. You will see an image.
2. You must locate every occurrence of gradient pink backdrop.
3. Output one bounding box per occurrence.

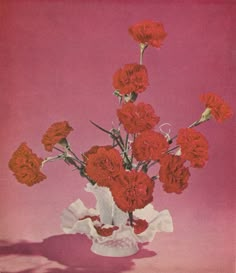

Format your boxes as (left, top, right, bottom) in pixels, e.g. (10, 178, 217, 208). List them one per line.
(0, 1, 235, 272)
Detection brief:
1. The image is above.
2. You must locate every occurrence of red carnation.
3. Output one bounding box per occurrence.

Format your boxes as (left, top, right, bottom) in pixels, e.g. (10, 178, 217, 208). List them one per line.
(200, 92, 233, 122)
(177, 128, 209, 168)
(8, 143, 47, 186)
(82, 145, 112, 162)
(110, 170, 154, 212)
(42, 121, 73, 152)
(159, 155, 190, 194)
(132, 130, 169, 161)
(129, 20, 167, 48)
(117, 102, 160, 134)
(112, 63, 149, 96)
(85, 146, 124, 187)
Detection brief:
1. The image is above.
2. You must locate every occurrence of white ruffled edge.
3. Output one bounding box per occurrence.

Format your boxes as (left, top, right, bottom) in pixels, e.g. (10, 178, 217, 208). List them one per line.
(61, 199, 173, 243)
(133, 204, 173, 243)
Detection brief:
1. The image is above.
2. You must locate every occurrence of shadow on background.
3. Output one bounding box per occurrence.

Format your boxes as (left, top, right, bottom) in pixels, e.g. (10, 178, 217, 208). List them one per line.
(0, 234, 156, 273)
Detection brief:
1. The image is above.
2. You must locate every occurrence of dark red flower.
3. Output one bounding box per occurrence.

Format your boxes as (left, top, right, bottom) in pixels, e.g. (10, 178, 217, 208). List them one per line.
(8, 143, 47, 186)
(129, 20, 167, 48)
(95, 225, 119, 237)
(112, 63, 149, 96)
(117, 102, 160, 134)
(159, 155, 190, 194)
(85, 146, 124, 187)
(110, 170, 154, 212)
(42, 121, 73, 152)
(127, 219, 149, 234)
(200, 92, 233, 122)
(177, 128, 209, 168)
(132, 130, 169, 161)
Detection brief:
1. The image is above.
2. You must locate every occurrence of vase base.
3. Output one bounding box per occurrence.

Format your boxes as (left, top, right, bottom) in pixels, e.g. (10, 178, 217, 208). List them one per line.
(91, 240, 139, 257)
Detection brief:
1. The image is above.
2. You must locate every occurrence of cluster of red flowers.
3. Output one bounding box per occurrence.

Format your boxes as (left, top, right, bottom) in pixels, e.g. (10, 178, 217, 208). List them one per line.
(8, 20, 233, 229)
(79, 215, 149, 237)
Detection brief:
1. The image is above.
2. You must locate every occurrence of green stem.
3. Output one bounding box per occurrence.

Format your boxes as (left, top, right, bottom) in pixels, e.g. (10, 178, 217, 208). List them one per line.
(67, 147, 85, 166)
(90, 120, 113, 136)
(53, 146, 65, 153)
(167, 145, 180, 154)
(146, 160, 159, 169)
(169, 118, 210, 143)
(128, 211, 133, 227)
(90, 120, 132, 168)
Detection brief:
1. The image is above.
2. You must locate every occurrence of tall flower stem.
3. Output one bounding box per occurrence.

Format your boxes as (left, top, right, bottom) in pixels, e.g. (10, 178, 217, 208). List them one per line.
(67, 147, 85, 166)
(125, 133, 129, 150)
(146, 160, 159, 169)
(167, 145, 180, 154)
(169, 118, 210, 143)
(140, 43, 148, 65)
(90, 120, 132, 168)
(128, 211, 133, 227)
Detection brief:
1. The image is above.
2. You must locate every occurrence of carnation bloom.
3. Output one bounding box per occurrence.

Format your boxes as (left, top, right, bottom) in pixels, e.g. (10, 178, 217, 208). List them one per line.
(117, 102, 160, 134)
(110, 170, 154, 212)
(112, 63, 149, 96)
(177, 128, 209, 168)
(82, 145, 111, 162)
(8, 143, 47, 186)
(42, 121, 73, 152)
(132, 130, 169, 161)
(159, 155, 190, 194)
(200, 92, 233, 122)
(128, 20, 167, 48)
(85, 146, 124, 187)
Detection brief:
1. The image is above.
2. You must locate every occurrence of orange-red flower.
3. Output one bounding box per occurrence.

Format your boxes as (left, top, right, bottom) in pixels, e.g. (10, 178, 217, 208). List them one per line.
(82, 145, 111, 162)
(132, 130, 169, 161)
(117, 102, 160, 134)
(85, 146, 124, 187)
(128, 219, 149, 234)
(8, 143, 47, 186)
(177, 128, 209, 168)
(42, 121, 73, 152)
(112, 63, 149, 96)
(129, 20, 167, 48)
(110, 170, 154, 212)
(159, 155, 190, 194)
(95, 225, 119, 237)
(200, 92, 233, 122)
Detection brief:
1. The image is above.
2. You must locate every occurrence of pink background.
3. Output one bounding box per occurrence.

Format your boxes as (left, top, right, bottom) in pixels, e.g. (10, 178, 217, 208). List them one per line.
(0, 1, 235, 272)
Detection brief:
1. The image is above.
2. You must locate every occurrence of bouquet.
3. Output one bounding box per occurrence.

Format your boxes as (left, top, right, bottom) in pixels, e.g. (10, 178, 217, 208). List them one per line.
(8, 20, 233, 257)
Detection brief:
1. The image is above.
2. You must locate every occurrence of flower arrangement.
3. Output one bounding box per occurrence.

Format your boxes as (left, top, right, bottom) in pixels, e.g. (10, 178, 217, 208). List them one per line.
(8, 20, 233, 257)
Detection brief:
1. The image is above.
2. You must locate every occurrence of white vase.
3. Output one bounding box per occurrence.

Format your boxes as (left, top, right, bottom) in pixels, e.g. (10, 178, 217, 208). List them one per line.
(85, 183, 128, 226)
(61, 183, 174, 257)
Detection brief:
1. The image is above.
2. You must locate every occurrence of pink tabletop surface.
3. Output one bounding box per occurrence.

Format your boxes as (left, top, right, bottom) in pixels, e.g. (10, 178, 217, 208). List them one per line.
(0, 1, 235, 272)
